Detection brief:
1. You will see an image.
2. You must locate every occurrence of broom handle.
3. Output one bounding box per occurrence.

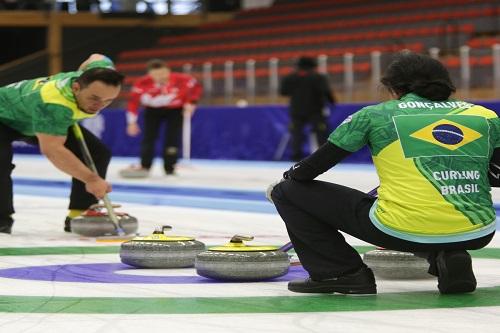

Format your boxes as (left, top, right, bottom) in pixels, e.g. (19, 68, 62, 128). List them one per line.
(278, 185, 379, 252)
(182, 111, 191, 160)
(71, 124, 122, 233)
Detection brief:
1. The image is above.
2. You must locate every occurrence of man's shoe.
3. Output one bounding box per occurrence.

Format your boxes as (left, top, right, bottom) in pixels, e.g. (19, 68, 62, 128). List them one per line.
(64, 216, 72, 233)
(164, 166, 176, 175)
(0, 225, 12, 234)
(288, 267, 377, 294)
(436, 250, 476, 294)
(0, 217, 13, 234)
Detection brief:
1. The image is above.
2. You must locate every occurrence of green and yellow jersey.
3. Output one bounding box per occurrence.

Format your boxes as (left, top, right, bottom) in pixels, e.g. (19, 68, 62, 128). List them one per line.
(329, 93, 500, 243)
(0, 58, 114, 137)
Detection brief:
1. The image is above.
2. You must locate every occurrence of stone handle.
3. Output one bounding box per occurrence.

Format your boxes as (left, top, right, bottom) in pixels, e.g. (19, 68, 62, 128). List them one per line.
(153, 225, 172, 234)
(230, 235, 254, 243)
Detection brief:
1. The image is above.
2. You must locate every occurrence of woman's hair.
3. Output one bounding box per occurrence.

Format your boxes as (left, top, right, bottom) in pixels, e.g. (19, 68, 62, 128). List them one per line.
(381, 52, 456, 101)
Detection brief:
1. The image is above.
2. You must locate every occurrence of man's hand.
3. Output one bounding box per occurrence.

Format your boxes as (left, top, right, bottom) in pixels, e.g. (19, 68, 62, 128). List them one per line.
(183, 103, 196, 117)
(266, 178, 285, 204)
(85, 175, 112, 199)
(126, 123, 141, 136)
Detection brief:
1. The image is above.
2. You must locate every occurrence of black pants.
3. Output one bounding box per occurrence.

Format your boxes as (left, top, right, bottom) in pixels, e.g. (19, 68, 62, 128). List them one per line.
(290, 113, 329, 161)
(0, 122, 110, 226)
(140, 107, 183, 172)
(271, 179, 494, 281)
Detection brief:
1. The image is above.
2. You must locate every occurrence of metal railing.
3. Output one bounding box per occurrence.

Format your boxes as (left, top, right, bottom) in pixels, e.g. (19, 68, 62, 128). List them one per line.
(3, 45, 500, 105)
(190, 44, 500, 104)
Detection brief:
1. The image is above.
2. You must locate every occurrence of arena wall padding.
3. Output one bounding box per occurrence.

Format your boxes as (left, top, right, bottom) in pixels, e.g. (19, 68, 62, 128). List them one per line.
(13, 101, 500, 163)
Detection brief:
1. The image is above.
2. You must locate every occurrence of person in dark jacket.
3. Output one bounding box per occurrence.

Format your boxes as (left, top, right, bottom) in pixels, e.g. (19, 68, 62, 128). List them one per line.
(280, 56, 336, 161)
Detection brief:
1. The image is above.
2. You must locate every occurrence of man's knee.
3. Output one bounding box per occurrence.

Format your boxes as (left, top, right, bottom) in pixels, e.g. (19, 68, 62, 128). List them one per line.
(93, 142, 111, 166)
(0, 162, 15, 175)
(165, 146, 178, 156)
(101, 144, 112, 164)
(314, 121, 327, 131)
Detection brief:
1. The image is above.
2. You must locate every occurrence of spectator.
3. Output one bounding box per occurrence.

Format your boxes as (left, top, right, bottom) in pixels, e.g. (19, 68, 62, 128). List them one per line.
(280, 56, 336, 161)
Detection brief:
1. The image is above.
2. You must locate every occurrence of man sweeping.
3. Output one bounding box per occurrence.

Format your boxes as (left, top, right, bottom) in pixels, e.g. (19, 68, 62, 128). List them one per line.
(0, 54, 124, 234)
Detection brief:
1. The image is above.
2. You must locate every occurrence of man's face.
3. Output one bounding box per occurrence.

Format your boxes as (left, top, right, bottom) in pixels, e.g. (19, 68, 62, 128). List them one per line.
(72, 81, 121, 114)
(148, 67, 170, 84)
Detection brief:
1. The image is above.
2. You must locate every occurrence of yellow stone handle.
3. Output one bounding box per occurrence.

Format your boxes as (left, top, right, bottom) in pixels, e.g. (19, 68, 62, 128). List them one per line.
(230, 235, 254, 243)
(153, 225, 173, 234)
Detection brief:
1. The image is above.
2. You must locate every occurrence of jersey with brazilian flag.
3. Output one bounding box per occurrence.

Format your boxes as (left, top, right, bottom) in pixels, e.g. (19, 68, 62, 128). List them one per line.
(329, 93, 500, 243)
(0, 58, 115, 137)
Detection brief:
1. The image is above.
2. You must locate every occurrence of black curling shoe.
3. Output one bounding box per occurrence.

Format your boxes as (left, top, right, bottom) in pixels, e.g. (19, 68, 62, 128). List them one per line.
(436, 250, 476, 294)
(0, 225, 12, 234)
(64, 216, 72, 233)
(0, 217, 13, 234)
(288, 267, 377, 295)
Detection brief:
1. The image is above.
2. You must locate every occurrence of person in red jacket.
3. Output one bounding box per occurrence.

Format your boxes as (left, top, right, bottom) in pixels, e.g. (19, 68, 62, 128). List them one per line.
(122, 59, 202, 176)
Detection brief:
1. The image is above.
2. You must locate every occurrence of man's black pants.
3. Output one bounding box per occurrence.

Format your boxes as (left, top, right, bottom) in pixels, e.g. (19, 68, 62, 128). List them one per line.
(290, 113, 329, 161)
(0, 122, 110, 227)
(271, 179, 494, 281)
(140, 107, 183, 173)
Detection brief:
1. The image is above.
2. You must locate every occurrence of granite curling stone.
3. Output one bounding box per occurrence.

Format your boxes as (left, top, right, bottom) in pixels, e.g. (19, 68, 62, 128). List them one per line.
(195, 235, 290, 281)
(363, 249, 432, 279)
(71, 204, 138, 237)
(120, 225, 206, 268)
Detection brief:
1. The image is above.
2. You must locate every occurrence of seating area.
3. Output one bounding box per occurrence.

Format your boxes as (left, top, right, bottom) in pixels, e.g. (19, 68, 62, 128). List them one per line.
(114, 0, 500, 104)
(116, 43, 425, 73)
(156, 7, 494, 47)
(120, 25, 470, 60)
(468, 36, 500, 48)
(203, 0, 491, 30)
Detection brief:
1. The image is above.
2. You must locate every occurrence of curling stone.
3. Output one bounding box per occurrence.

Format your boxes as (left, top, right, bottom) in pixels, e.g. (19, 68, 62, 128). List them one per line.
(195, 235, 290, 281)
(119, 165, 149, 179)
(71, 204, 138, 237)
(363, 249, 432, 279)
(120, 225, 205, 268)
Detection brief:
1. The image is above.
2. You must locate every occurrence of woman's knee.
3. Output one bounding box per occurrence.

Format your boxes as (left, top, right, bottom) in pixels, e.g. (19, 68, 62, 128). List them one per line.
(271, 179, 300, 204)
(270, 180, 286, 203)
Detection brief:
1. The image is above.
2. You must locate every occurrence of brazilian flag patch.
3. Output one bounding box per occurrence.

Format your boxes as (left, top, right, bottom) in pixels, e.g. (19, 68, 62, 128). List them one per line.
(393, 114, 489, 158)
